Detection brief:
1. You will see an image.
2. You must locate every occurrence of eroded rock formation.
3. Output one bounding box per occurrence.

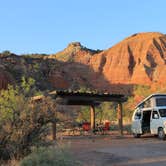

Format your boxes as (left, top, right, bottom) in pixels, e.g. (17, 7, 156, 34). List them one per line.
(0, 32, 166, 94)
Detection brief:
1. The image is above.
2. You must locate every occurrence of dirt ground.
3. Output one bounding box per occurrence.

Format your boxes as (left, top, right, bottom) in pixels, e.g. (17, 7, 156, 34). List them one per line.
(61, 133, 166, 166)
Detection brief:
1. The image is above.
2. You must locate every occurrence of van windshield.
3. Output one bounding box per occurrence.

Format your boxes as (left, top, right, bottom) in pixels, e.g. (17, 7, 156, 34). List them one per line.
(159, 109, 166, 117)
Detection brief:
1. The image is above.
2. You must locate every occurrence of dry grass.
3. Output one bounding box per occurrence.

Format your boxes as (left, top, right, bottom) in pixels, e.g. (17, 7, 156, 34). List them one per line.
(0, 159, 19, 166)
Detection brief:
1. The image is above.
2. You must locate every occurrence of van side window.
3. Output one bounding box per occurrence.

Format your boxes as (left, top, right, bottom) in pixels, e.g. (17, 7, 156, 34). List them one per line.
(159, 109, 166, 117)
(152, 111, 159, 119)
(156, 98, 166, 106)
(144, 99, 151, 108)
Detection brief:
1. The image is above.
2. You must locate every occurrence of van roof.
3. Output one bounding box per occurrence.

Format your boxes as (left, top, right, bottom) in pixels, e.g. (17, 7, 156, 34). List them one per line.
(136, 93, 166, 108)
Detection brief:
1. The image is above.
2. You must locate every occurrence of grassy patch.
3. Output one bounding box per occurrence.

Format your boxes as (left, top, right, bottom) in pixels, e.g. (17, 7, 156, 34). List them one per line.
(20, 146, 82, 166)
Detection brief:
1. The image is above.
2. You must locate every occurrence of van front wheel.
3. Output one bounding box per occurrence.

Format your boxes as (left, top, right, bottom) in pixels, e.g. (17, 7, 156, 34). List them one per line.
(158, 128, 165, 140)
(133, 133, 141, 138)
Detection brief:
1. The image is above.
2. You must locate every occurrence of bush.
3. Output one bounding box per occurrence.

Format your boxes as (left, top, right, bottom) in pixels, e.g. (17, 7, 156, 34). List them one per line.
(20, 147, 81, 166)
(0, 81, 57, 160)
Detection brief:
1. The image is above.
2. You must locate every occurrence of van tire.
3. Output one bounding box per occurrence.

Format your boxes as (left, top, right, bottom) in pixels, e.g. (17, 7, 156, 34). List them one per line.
(158, 128, 165, 140)
(133, 133, 141, 138)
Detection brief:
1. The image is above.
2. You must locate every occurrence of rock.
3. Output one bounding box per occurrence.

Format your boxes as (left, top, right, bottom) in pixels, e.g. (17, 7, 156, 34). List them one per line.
(96, 32, 166, 88)
(0, 32, 166, 94)
(43, 32, 166, 93)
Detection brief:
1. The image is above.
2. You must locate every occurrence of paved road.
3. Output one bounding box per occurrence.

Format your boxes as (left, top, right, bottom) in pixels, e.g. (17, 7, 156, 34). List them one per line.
(65, 134, 166, 166)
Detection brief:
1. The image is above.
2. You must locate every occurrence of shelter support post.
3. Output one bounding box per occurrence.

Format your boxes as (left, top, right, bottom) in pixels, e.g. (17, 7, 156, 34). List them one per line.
(90, 105, 95, 132)
(117, 102, 123, 136)
(52, 121, 57, 140)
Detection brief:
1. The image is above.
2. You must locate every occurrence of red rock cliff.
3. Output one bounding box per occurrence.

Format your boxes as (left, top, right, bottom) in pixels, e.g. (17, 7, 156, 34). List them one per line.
(49, 32, 166, 93)
(90, 32, 166, 88)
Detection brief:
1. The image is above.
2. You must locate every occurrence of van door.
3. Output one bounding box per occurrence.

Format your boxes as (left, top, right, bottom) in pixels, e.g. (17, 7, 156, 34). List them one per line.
(132, 110, 142, 134)
(150, 110, 160, 134)
(142, 110, 151, 133)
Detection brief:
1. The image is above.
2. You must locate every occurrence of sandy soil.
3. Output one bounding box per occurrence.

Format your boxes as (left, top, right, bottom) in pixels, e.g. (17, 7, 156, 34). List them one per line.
(61, 133, 166, 166)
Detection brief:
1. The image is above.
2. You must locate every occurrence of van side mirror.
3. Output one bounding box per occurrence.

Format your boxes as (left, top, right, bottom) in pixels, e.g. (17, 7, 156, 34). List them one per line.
(154, 114, 159, 119)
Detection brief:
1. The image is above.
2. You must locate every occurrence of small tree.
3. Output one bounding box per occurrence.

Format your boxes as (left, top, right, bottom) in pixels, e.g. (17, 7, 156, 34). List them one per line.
(0, 80, 57, 160)
(21, 77, 36, 97)
(1, 50, 12, 56)
(123, 85, 152, 122)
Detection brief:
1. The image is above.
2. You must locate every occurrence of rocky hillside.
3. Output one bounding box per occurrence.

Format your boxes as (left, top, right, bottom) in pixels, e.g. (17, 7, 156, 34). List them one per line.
(101, 32, 166, 86)
(49, 42, 101, 63)
(48, 32, 166, 93)
(0, 32, 166, 94)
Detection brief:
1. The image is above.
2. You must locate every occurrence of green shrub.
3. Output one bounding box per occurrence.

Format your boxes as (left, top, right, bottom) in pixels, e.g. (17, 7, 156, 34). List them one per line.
(20, 147, 81, 166)
(0, 81, 57, 160)
(124, 124, 132, 134)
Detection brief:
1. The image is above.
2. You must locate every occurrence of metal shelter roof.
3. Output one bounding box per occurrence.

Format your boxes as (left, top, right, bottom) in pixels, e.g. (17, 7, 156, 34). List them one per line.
(48, 90, 127, 105)
(32, 90, 127, 105)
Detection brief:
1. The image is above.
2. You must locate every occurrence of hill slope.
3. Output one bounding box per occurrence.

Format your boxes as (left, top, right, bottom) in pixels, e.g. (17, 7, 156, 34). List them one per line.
(48, 32, 166, 93)
(0, 32, 166, 94)
(100, 32, 166, 86)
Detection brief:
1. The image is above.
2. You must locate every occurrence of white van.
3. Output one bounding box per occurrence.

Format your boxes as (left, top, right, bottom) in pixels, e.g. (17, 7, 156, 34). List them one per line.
(131, 94, 166, 140)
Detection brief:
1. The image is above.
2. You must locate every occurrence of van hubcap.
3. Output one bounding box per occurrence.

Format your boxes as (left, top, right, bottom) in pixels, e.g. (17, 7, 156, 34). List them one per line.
(159, 131, 163, 137)
(158, 129, 164, 139)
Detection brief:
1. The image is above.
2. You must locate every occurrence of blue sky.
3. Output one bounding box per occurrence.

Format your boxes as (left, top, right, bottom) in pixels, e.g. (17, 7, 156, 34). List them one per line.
(0, 0, 165, 54)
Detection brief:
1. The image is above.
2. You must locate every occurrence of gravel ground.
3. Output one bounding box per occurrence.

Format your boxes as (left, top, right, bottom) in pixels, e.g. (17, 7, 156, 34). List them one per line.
(61, 134, 166, 166)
